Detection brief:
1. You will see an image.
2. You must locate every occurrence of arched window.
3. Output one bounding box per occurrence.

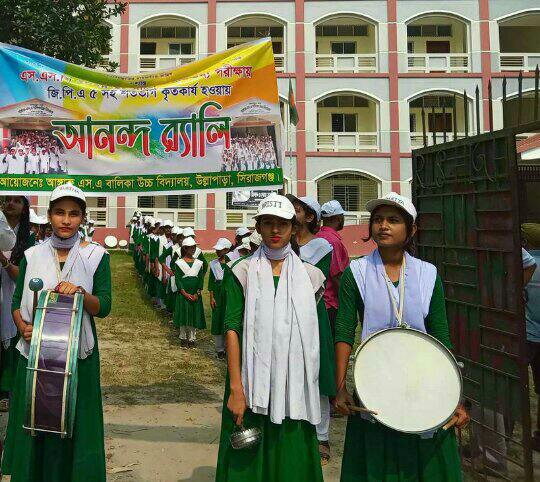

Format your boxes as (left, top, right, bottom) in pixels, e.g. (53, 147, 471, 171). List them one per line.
(317, 172, 379, 214)
(498, 12, 540, 72)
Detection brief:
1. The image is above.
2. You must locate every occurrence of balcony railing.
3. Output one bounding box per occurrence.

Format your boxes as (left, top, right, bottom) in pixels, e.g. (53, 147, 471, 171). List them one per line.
(500, 53, 540, 72)
(316, 132, 378, 152)
(407, 54, 469, 73)
(410, 132, 466, 148)
(315, 54, 378, 73)
(139, 54, 197, 71)
(87, 208, 108, 227)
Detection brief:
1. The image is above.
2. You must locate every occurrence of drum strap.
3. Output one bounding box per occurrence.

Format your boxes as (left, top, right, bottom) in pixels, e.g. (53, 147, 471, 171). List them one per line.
(383, 255, 407, 328)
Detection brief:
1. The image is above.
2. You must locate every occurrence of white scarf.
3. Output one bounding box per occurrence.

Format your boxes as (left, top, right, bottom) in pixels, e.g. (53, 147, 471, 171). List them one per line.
(233, 245, 324, 425)
(209, 258, 225, 281)
(175, 258, 203, 277)
(17, 238, 106, 359)
(299, 237, 333, 266)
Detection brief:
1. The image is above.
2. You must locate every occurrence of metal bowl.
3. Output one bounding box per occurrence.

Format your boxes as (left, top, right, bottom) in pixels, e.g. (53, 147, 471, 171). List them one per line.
(230, 424, 262, 450)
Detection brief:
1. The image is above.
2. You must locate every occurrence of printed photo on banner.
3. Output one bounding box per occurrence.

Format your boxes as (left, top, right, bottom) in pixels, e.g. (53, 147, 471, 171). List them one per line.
(0, 39, 284, 194)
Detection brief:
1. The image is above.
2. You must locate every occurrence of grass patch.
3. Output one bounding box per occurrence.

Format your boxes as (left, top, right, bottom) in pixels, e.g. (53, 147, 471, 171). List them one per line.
(97, 251, 225, 406)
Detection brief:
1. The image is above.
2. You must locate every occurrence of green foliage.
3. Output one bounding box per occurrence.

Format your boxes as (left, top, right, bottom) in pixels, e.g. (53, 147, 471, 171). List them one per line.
(0, 0, 125, 68)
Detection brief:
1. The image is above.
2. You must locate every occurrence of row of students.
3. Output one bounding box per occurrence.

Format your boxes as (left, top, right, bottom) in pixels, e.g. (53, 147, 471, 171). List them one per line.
(2, 183, 112, 481)
(214, 192, 469, 482)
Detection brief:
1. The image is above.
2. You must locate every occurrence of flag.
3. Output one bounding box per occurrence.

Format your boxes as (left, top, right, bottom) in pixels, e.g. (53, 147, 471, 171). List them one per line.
(288, 78, 299, 126)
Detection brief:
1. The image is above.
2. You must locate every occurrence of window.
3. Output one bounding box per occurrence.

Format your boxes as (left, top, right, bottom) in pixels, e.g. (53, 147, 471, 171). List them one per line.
(169, 43, 193, 55)
(409, 113, 417, 132)
(228, 26, 283, 39)
(86, 197, 107, 208)
(407, 24, 453, 38)
(331, 42, 357, 55)
(141, 26, 196, 39)
(272, 42, 283, 54)
(410, 95, 455, 109)
(140, 42, 156, 55)
(317, 173, 378, 212)
(316, 25, 368, 37)
(166, 195, 194, 209)
(428, 113, 452, 132)
(319, 96, 368, 108)
(331, 113, 357, 132)
(407, 42, 414, 54)
(138, 196, 155, 208)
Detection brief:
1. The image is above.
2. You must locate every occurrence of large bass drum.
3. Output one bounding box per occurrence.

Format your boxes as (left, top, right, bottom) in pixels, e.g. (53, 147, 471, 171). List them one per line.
(24, 290, 84, 438)
(353, 327, 462, 434)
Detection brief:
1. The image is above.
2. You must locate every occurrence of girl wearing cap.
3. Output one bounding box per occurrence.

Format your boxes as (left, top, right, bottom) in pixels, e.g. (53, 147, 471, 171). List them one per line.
(173, 237, 206, 347)
(183, 228, 209, 276)
(287, 194, 336, 465)
(215, 194, 325, 482)
(333, 192, 468, 482)
(159, 223, 174, 313)
(0, 196, 32, 396)
(2, 183, 111, 481)
(209, 238, 233, 359)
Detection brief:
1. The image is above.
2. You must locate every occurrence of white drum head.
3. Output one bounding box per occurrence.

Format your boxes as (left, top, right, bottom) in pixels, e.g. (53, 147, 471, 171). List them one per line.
(353, 328, 462, 434)
(104, 235, 118, 248)
(118, 239, 128, 248)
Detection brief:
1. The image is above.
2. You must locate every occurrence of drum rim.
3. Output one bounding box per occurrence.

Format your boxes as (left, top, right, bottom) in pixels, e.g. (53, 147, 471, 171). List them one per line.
(104, 235, 118, 248)
(352, 327, 463, 434)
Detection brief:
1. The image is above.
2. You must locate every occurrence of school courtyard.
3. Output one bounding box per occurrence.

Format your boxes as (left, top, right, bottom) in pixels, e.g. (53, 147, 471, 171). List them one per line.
(0, 251, 533, 482)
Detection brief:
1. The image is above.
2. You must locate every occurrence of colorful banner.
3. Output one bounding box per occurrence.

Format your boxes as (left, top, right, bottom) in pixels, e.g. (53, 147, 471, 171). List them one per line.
(0, 39, 283, 194)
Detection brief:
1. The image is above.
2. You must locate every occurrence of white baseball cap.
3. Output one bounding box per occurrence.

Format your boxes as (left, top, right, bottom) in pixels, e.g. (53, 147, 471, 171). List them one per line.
(321, 200, 345, 218)
(154, 219, 163, 226)
(37, 215, 48, 225)
(249, 231, 262, 246)
(253, 193, 295, 220)
(298, 196, 322, 222)
(162, 219, 174, 228)
(366, 192, 417, 222)
(240, 237, 252, 250)
(182, 237, 197, 247)
(29, 208, 40, 224)
(236, 227, 251, 237)
(213, 237, 233, 251)
(49, 182, 85, 205)
(171, 226, 181, 235)
(183, 227, 195, 237)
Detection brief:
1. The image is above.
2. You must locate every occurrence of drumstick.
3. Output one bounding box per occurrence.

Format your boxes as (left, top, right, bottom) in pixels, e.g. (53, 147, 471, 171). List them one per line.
(443, 415, 459, 430)
(350, 406, 378, 415)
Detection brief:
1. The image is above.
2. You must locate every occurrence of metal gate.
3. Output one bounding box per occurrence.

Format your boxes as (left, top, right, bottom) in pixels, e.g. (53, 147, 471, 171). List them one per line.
(412, 83, 540, 480)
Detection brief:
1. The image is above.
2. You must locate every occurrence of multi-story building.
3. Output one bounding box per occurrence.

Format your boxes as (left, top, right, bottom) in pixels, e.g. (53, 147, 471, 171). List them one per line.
(31, 1, 540, 251)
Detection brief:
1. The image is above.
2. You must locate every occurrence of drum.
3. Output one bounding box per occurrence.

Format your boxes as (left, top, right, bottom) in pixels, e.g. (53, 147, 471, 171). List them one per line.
(104, 235, 118, 248)
(24, 290, 84, 438)
(118, 239, 128, 248)
(353, 328, 462, 434)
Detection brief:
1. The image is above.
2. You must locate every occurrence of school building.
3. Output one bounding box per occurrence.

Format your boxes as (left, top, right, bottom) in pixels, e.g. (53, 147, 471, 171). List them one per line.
(32, 1, 540, 252)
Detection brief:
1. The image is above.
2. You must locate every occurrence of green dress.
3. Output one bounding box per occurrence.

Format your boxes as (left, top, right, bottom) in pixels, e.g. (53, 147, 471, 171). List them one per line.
(299, 242, 335, 398)
(215, 268, 324, 482)
(335, 267, 462, 482)
(173, 258, 206, 329)
(209, 259, 228, 336)
(160, 243, 175, 312)
(148, 235, 160, 298)
(2, 253, 112, 482)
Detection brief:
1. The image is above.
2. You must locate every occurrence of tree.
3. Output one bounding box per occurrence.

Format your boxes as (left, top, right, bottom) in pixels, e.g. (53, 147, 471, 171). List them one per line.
(0, 0, 126, 70)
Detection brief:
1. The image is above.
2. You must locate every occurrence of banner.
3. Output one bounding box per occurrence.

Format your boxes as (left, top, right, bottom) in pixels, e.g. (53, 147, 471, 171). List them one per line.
(0, 39, 283, 194)
(231, 189, 277, 207)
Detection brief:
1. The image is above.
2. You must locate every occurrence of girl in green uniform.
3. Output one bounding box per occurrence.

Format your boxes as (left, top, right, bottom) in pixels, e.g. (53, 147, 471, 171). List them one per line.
(173, 237, 206, 348)
(288, 195, 336, 465)
(2, 183, 111, 482)
(0, 196, 32, 395)
(209, 237, 233, 359)
(333, 192, 469, 482)
(215, 193, 325, 482)
(183, 228, 208, 275)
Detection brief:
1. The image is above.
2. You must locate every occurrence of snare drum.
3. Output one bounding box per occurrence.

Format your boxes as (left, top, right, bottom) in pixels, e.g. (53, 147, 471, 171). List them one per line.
(353, 327, 462, 434)
(24, 290, 84, 438)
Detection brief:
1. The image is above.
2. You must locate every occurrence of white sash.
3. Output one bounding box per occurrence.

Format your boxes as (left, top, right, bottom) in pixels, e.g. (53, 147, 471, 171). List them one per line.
(299, 238, 333, 266)
(209, 259, 225, 281)
(175, 258, 203, 278)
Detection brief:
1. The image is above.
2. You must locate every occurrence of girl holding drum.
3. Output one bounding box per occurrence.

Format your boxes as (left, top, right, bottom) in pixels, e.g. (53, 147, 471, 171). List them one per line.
(334, 192, 469, 482)
(215, 193, 326, 482)
(2, 183, 111, 482)
(287, 194, 336, 465)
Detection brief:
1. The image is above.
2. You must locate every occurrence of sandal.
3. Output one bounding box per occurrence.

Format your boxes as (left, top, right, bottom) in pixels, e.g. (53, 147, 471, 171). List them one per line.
(319, 441, 330, 466)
